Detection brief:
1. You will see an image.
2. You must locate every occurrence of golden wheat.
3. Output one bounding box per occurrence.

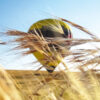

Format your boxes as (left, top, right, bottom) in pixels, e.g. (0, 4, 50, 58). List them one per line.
(0, 17, 100, 100)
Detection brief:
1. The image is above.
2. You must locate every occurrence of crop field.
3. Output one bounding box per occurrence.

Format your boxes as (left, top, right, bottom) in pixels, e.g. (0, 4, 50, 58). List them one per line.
(2, 70, 99, 100)
(0, 17, 100, 100)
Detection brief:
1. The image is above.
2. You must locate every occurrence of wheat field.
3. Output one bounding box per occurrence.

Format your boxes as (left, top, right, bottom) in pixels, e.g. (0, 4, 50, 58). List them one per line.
(0, 18, 100, 100)
(0, 68, 99, 100)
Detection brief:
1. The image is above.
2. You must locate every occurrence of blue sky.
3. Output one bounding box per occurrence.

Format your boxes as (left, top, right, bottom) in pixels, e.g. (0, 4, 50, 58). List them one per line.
(0, 0, 100, 70)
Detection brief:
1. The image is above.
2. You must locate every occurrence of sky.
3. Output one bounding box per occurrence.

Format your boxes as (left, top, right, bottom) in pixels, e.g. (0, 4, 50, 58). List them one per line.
(0, 0, 100, 70)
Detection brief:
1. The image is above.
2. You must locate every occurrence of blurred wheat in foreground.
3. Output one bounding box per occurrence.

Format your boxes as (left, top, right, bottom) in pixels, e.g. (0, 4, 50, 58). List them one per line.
(0, 66, 23, 100)
(0, 67, 100, 100)
(0, 18, 100, 100)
